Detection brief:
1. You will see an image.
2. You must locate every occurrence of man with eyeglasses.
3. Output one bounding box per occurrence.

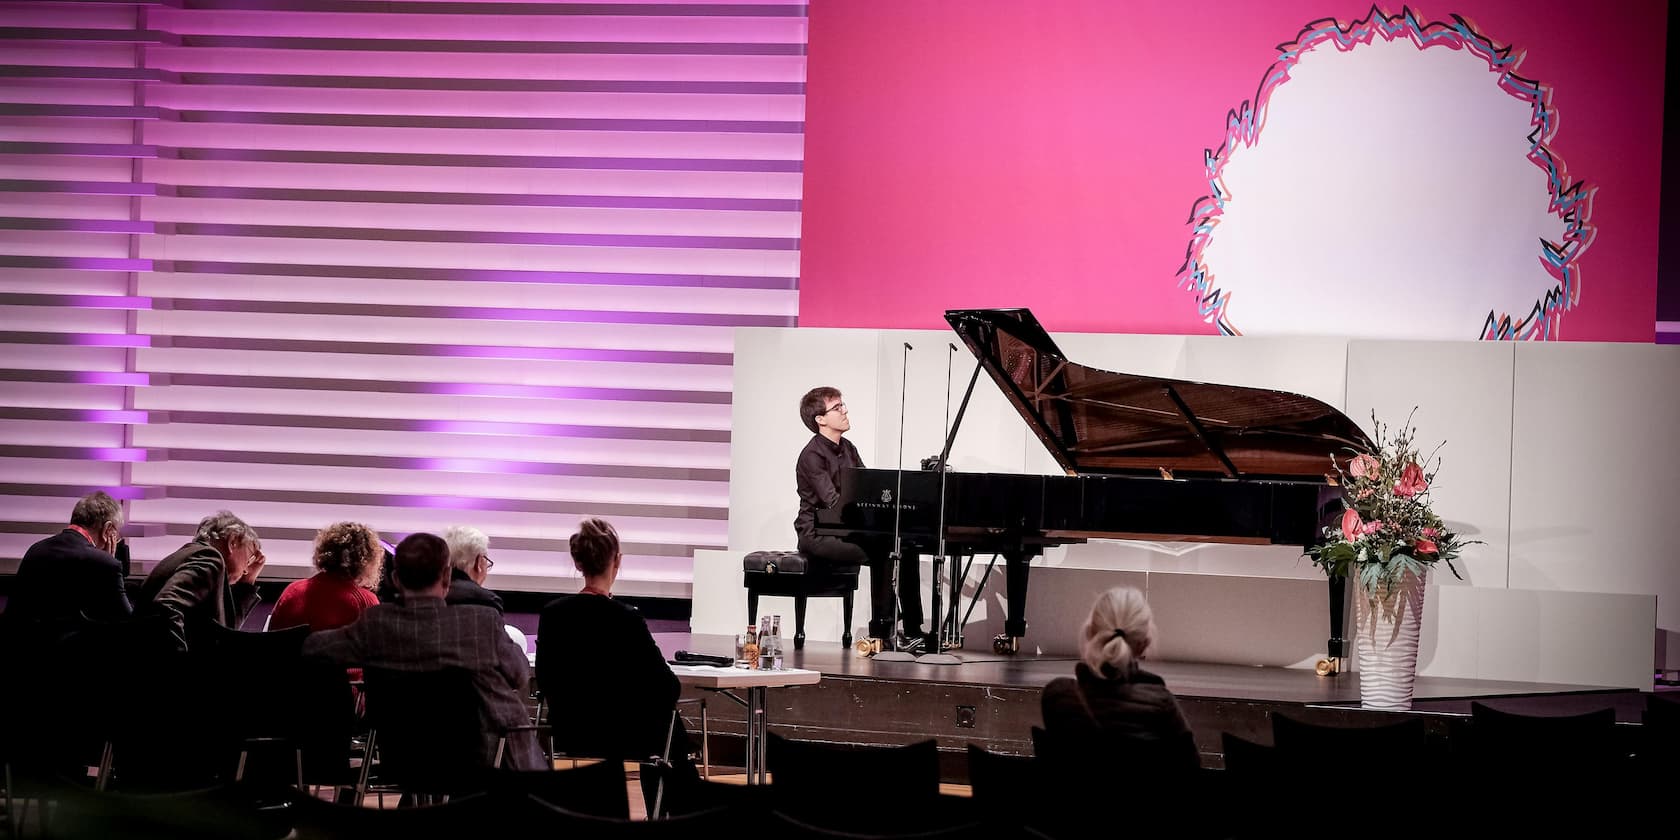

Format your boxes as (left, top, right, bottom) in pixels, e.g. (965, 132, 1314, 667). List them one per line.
(443, 524, 505, 613)
(6, 490, 133, 625)
(795, 386, 924, 647)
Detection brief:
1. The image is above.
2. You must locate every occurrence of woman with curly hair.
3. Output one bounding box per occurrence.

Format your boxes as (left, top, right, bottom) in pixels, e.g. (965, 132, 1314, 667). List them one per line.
(268, 521, 384, 632)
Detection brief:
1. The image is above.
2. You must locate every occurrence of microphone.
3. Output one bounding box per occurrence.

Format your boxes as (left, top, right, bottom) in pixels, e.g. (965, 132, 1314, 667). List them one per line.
(904, 342, 914, 350)
(672, 650, 732, 667)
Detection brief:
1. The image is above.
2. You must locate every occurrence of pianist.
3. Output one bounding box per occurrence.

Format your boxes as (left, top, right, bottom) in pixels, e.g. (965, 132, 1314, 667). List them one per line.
(794, 386, 924, 645)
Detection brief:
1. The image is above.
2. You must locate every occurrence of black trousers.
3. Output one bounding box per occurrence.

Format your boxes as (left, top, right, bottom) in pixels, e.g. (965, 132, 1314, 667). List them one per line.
(797, 533, 922, 637)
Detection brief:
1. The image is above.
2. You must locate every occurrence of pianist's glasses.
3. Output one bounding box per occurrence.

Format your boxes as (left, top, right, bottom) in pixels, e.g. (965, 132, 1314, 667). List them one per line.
(822, 402, 847, 414)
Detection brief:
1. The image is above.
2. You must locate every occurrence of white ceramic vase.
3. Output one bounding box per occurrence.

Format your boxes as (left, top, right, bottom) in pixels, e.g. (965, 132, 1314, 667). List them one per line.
(1355, 568, 1427, 710)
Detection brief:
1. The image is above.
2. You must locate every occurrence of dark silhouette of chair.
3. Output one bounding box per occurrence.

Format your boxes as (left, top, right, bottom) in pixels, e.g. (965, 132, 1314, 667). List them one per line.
(965, 744, 1045, 831)
(522, 797, 741, 837)
(192, 624, 357, 791)
(743, 551, 859, 649)
(289, 790, 502, 840)
(1270, 713, 1428, 773)
(49, 613, 200, 792)
(49, 783, 286, 840)
(965, 744, 1038, 805)
(1641, 692, 1679, 777)
(768, 734, 957, 833)
(767, 810, 1008, 839)
(1029, 725, 1207, 838)
(486, 762, 630, 820)
(357, 668, 527, 800)
(542, 698, 697, 819)
(1467, 701, 1621, 777)
(1218, 732, 1275, 774)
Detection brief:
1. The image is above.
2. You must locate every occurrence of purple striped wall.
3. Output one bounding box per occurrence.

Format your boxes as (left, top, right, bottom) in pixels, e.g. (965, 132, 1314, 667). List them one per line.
(0, 0, 808, 595)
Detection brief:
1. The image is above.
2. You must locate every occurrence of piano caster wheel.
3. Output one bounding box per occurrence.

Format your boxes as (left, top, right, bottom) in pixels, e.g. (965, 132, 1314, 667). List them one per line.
(1315, 656, 1341, 676)
(992, 635, 1019, 655)
(856, 638, 883, 656)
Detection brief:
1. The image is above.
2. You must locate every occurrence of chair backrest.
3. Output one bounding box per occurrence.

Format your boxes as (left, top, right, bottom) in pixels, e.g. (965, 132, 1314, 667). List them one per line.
(194, 624, 357, 785)
(1218, 732, 1276, 774)
(965, 744, 1046, 829)
(1030, 722, 1200, 778)
(1270, 713, 1428, 772)
(60, 614, 211, 790)
(362, 667, 493, 794)
(51, 783, 284, 840)
(767, 810, 1004, 839)
(521, 797, 741, 838)
(488, 762, 631, 820)
(1468, 701, 1619, 772)
(768, 734, 952, 832)
(965, 744, 1037, 803)
(289, 790, 501, 840)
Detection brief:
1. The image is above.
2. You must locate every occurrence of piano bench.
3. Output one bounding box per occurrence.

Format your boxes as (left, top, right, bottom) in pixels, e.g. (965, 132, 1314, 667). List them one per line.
(742, 550, 858, 650)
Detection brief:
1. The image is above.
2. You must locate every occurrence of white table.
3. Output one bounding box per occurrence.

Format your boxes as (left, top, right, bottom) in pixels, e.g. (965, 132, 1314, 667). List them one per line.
(668, 664, 821, 784)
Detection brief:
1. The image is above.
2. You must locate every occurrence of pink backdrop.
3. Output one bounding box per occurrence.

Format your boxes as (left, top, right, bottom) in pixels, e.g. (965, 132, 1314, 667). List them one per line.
(798, 0, 1666, 341)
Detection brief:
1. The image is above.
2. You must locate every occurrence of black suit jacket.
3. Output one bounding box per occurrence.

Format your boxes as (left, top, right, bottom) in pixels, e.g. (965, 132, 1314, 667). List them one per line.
(536, 593, 677, 758)
(447, 568, 505, 613)
(133, 540, 261, 652)
(6, 529, 132, 624)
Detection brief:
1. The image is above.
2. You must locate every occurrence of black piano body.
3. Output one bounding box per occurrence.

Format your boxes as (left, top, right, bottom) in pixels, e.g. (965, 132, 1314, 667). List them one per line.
(816, 308, 1370, 661)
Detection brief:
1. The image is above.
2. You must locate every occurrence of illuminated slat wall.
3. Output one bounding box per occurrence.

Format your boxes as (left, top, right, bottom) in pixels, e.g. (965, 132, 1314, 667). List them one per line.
(0, 0, 807, 596)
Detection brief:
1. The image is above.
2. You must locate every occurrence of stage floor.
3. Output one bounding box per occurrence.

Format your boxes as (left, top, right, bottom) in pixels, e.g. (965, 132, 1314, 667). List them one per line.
(661, 631, 1635, 709)
(654, 631, 1648, 772)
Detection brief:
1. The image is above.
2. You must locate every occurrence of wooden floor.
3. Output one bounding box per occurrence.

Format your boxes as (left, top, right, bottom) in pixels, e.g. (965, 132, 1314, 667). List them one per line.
(660, 630, 1635, 707)
(653, 630, 1647, 773)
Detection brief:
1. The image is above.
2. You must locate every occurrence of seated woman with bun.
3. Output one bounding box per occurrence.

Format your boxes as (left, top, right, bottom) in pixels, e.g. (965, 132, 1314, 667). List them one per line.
(1039, 585, 1200, 774)
(536, 517, 701, 812)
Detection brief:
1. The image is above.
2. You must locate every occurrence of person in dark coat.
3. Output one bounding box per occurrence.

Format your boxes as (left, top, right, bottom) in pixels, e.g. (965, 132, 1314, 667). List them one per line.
(1040, 586, 1200, 774)
(6, 491, 131, 626)
(133, 510, 265, 652)
(537, 517, 699, 813)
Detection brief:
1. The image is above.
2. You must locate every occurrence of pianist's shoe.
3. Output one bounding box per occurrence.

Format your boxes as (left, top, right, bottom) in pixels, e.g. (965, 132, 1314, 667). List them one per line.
(892, 629, 926, 653)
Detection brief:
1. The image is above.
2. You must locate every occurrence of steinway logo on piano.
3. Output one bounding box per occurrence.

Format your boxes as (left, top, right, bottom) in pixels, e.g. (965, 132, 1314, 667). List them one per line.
(856, 489, 918, 512)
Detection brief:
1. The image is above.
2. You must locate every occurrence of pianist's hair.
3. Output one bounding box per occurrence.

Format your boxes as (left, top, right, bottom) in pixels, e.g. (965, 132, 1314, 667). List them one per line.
(313, 521, 384, 589)
(800, 386, 842, 433)
(1080, 586, 1157, 677)
(570, 516, 620, 577)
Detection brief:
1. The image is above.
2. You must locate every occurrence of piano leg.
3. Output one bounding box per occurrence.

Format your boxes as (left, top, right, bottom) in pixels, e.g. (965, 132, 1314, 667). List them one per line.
(993, 548, 1034, 654)
(1317, 573, 1348, 676)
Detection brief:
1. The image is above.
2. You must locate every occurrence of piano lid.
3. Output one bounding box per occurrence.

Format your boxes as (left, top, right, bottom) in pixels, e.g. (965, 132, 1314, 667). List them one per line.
(945, 308, 1375, 481)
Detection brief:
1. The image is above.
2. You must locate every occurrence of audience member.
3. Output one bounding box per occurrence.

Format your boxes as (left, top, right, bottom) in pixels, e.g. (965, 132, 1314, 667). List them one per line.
(1040, 586, 1200, 773)
(443, 525, 505, 612)
(303, 532, 542, 770)
(269, 521, 383, 632)
(6, 491, 131, 625)
(133, 510, 264, 652)
(537, 517, 699, 811)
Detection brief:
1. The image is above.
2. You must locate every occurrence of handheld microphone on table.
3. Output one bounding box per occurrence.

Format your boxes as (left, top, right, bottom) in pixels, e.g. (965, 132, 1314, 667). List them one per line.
(671, 651, 733, 667)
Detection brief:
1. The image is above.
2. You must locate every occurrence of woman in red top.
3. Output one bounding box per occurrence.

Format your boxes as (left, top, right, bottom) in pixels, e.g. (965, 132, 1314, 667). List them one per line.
(269, 521, 383, 632)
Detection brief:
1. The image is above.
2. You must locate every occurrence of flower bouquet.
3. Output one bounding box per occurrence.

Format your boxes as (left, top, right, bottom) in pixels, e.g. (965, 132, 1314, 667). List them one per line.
(1306, 411, 1467, 601)
(1306, 411, 1473, 708)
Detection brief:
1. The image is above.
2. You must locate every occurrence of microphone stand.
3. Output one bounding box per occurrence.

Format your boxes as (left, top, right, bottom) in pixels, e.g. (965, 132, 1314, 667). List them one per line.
(917, 343, 964, 665)
(872, 341, 917, 662)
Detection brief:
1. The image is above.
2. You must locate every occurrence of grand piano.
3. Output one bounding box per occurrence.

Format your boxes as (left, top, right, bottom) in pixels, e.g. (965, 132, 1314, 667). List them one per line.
(816, 308, 1374, 666)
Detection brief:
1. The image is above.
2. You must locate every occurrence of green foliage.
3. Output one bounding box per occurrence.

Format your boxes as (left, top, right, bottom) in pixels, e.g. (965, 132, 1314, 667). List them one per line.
(1306, 410, 1476, 598)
